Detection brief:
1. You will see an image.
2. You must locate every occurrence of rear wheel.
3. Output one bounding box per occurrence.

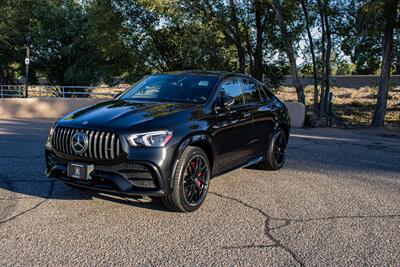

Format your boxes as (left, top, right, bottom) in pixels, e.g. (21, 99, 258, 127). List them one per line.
(162, 146, 210, 212)
(259, 128, 287, 171)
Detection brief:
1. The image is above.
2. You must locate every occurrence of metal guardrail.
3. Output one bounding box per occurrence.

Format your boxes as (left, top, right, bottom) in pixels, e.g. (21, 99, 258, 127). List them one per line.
(0, 85, 127, 98)
(0, 85, 25, 98)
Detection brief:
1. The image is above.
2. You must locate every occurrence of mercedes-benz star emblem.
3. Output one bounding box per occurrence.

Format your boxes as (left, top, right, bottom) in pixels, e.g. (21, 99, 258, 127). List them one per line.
(71, 132, 88, 154)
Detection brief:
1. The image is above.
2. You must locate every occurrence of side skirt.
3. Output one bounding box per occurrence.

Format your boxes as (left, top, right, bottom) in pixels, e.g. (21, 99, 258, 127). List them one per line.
(212, 155, 265, 179)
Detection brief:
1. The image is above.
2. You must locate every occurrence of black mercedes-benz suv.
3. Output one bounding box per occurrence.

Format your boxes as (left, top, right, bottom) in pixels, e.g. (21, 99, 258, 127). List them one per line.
(45, 71, 290, 212)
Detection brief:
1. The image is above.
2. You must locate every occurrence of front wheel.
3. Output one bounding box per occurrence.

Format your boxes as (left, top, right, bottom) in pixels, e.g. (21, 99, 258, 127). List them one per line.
(162, 146, 210, 212)
(259, 128, 287, 171)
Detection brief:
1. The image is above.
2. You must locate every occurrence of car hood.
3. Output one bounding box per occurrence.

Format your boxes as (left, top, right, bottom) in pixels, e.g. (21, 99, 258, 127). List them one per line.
(58, 100, 197, 131)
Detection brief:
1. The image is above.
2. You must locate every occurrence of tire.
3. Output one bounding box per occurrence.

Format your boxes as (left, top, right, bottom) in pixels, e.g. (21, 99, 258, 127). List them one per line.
(259, 128, 287, 171)
(162, 146, 211, 212)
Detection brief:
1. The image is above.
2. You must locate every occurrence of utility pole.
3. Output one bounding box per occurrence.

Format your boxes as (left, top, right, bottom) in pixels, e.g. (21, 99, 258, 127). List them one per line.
(25, 35, 31, 98)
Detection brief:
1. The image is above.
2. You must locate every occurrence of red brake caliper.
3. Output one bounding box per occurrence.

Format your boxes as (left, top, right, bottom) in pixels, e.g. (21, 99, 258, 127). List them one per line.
(191, 160, 201, 188)
(196, 175, 202, 187)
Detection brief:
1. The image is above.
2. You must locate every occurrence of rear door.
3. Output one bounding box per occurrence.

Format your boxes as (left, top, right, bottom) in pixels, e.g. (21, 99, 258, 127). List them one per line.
(213, 77, 256, 171)
(241, 78, 276, 156)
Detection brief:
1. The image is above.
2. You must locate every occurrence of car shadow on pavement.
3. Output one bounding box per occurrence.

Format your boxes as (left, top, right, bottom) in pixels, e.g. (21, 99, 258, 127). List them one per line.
(0, 176, 169, 211)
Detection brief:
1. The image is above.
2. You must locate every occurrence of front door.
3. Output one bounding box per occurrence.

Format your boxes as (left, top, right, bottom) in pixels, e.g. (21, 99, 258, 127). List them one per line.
(241, 78, 276, 156)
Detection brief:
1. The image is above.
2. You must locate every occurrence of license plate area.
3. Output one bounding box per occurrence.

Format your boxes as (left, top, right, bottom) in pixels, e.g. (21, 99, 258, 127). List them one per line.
(67, 163, 94, 180)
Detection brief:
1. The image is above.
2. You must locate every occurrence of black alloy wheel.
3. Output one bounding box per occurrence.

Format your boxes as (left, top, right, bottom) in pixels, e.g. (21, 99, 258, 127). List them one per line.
(259, 128, 287, 171)
(162, 146, 210, 212)
(183, 155, 209, 206)
(274, 132, 286, 166)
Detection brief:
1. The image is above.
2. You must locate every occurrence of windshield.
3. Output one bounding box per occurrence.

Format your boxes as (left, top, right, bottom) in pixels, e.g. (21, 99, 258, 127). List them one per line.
(120, 74, 218, 104)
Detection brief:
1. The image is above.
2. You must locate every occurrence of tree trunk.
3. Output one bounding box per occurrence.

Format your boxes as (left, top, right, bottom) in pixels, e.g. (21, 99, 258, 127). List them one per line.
(272, 0, 305, 103)
(301, 0, 318, 111)
(254, 0, 263, 81)
(237, 46, 246, 74)
(372, 0, 399, 127)
(394, 28, 400, 74)
(317, 0, 326, 112)
(228, 0, 246, 74)
(0, 66, 5, 84)
(323, 1, 332, 113)
(243, 26, 254, 75)
(247, 40, 255, 76)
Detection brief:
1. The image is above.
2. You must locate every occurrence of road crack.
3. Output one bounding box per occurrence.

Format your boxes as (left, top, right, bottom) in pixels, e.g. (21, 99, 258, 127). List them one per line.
(0, 199, 48, 225)
(210, 192, 305, 267)
(210, 191, 400, 267)
(0, 179, 54, 226)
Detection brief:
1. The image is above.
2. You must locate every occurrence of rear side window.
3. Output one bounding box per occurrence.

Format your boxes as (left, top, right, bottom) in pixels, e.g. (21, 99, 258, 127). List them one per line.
(242, 79, 261, 103)
(258, 85, 268, 100)
(219, 78, 244, 105)
(258, 84, 274, 100)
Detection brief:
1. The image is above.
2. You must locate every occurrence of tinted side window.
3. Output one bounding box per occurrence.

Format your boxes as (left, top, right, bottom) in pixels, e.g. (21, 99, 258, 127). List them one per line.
(258, 84, 269, 100)
(242, 79, 261, 103)
(219, 79, 244, 105)
(259, 84, 274, 100)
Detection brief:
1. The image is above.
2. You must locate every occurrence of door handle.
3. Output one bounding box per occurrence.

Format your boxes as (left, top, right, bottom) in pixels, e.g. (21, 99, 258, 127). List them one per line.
(243, 112, 251, 118)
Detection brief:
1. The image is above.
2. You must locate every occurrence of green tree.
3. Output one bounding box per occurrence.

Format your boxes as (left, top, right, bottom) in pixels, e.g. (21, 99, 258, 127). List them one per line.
(338, 0, 384, 75)
(31, 0, 100, 85)
(86, 0, 142, 83)
(0, 0, 43, 83)
(114, 0, 234, 75)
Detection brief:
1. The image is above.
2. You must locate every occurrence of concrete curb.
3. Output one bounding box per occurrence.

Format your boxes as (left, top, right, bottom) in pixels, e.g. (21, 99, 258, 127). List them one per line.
(0, 98, 305, 127)
(283, 101, 306, 128)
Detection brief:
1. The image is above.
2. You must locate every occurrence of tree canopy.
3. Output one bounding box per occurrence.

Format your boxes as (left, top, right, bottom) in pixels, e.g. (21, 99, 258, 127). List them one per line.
(0, 0, 398, 89)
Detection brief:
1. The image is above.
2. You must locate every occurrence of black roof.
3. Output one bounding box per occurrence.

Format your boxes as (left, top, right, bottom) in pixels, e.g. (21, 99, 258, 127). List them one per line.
(158, 70, 247, 78)
(152, 70, 263, 84)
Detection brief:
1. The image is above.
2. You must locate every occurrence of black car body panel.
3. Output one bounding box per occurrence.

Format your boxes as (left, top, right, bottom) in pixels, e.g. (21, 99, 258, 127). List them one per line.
(45, 71, 290, 197)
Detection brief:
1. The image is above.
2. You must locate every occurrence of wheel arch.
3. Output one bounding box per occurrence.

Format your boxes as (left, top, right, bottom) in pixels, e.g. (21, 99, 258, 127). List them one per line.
(279, 122, 290, 141)
(170, 132, 215, 189)
(275, 106, 291, 141)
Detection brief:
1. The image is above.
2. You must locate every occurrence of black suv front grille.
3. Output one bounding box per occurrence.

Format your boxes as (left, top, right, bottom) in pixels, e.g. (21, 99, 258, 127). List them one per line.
(52, 127, 121, 160)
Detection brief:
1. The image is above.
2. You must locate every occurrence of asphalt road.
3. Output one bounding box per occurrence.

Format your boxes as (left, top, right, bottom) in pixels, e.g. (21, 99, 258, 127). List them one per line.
(0, 119, 400, 266)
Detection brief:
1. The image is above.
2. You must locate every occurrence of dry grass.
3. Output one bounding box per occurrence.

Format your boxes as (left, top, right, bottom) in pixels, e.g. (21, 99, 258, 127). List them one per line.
(26, 85, 128, 98)
(276, 86, 400, 127)
(24, 84, 399, 127)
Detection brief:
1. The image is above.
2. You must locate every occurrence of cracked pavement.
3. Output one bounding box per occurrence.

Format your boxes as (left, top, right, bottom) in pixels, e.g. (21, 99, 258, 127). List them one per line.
(0, 119, 400, 266)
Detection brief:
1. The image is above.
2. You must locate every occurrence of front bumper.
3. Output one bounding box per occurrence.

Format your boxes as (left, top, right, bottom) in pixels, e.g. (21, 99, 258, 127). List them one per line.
(45, 149, 167, 197)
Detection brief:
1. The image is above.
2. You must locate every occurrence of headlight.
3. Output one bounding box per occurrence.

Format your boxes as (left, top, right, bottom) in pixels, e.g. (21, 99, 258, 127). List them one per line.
(46, 121, 57, 148)
(126, 130, 173, 147)
(48, 120, 58, 137)
(49, 125, 55, 137)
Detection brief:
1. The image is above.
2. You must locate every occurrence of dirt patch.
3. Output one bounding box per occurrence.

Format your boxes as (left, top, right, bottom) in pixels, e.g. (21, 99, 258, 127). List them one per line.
(276, 86, 400, 127)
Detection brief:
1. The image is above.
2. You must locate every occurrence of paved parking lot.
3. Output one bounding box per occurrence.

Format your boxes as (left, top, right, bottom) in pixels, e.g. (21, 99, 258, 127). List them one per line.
(0, 119, 400, 266)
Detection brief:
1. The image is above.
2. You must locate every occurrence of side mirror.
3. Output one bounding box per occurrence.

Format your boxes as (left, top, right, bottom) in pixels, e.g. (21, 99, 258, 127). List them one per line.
(215, 95, 235, 112)
(222, 96, 235, 108)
